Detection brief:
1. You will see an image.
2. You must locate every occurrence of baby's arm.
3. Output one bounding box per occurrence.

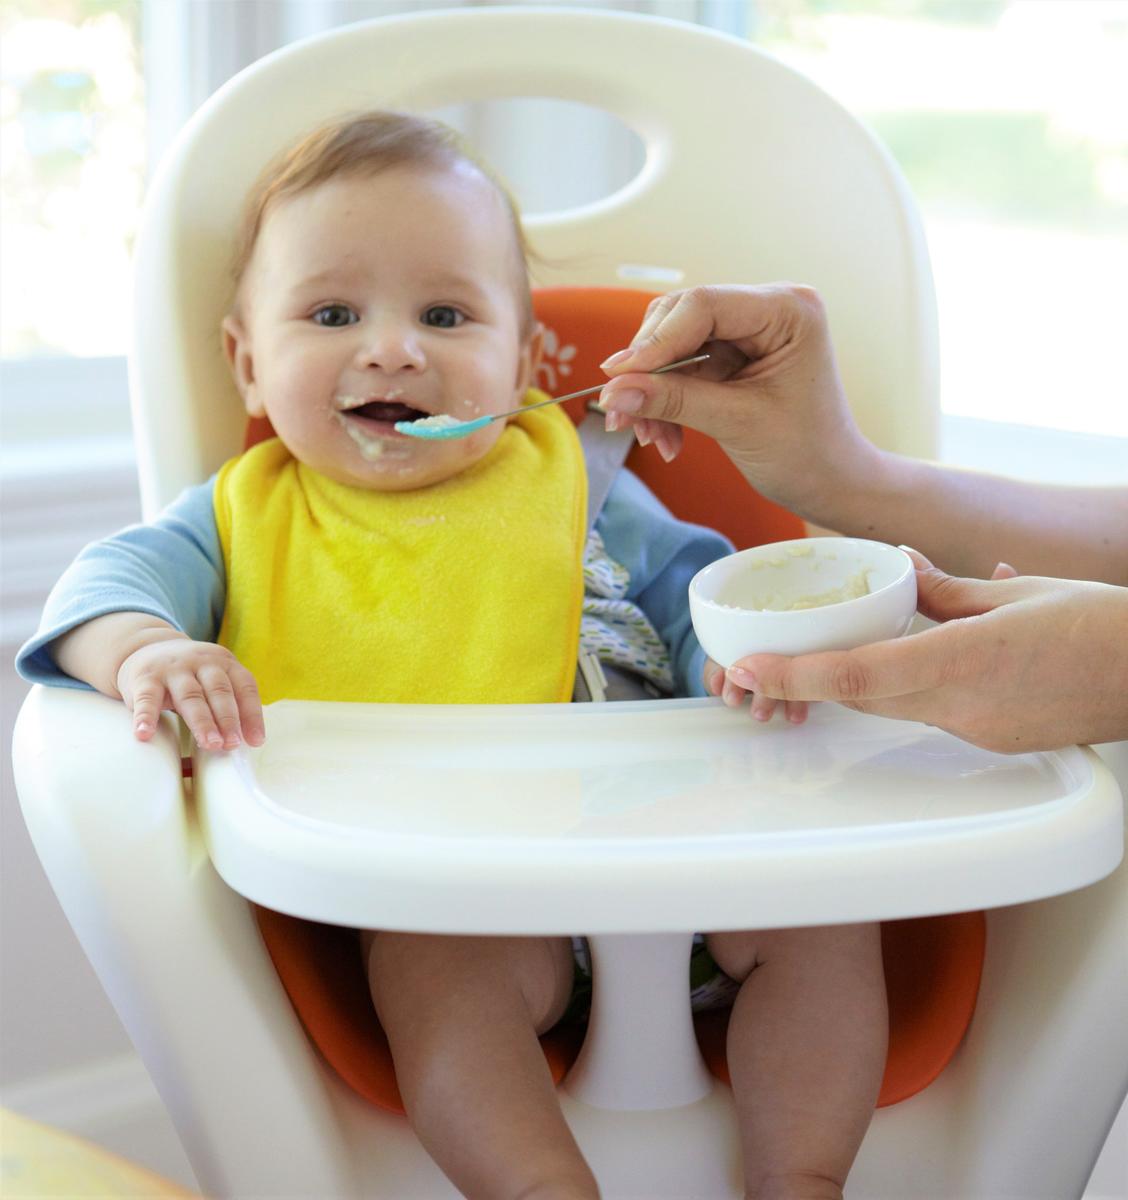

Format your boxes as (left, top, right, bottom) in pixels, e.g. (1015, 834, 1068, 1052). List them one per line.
(53, 613, 263, 749)
(16, 479, 262, 748)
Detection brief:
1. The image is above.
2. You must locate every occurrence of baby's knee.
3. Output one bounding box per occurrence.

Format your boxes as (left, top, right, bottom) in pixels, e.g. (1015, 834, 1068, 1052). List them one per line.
(364, 931, 573, 1031)
(705, 930, 762, 982)
(706, 924, 882, 982)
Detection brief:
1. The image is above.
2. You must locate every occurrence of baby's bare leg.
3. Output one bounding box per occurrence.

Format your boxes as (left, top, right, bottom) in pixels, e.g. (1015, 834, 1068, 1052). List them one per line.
(366, 932, 598, 1200)
(706, 925, 887, 1200)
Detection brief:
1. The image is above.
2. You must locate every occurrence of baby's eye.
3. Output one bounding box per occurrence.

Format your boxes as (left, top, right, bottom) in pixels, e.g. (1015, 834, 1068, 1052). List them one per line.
(422, 305, 464, 329)
(312, 304, 358, 328)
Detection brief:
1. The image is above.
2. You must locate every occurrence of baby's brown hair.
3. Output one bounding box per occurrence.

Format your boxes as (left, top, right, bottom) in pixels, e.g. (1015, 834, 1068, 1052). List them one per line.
(231, 110, 535, 334)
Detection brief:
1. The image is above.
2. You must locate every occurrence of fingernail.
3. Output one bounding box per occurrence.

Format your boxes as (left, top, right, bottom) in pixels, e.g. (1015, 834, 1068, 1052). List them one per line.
(635, 425, 652, 446)
(656, 439, 677, 463)
(604, 412, 622, 433)
(729, 668, 757, 689)
(601, 388, 645, 414)
(600, 348, 633, 369)
(899, 544, 933, 568)
(135, 720, 152, 736)
(204, 733, 223, 749)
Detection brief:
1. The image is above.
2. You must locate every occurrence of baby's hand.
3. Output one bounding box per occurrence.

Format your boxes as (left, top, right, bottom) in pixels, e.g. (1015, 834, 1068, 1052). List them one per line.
(704, 657, 810, 726)
(116, 637, 265, 750)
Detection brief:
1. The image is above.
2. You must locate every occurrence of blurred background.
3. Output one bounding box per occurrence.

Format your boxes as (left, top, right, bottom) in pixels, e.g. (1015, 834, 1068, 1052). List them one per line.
(2, 1, 1126, 1192)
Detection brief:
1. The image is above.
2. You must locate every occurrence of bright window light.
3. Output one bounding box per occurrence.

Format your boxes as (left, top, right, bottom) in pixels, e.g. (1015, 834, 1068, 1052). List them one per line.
(0, 0, 144, 358)
(754, 0, 1128, 437)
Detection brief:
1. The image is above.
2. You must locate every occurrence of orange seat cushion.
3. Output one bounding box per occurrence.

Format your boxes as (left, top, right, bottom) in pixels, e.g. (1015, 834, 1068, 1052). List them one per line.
(254, 907, 585, 1113)
(246, 286, 983, 1112)
(695, 912, 986, 1107)
(257, 906, 985, 1113)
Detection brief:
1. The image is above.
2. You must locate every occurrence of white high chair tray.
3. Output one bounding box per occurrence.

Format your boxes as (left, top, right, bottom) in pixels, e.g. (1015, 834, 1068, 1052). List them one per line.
(196, 698, 1122, 932)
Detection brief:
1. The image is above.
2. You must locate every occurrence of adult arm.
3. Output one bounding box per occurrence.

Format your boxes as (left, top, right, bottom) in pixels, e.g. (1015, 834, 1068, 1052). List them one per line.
(724, 550, 1128, 752)
(597, 284, 1128, 584)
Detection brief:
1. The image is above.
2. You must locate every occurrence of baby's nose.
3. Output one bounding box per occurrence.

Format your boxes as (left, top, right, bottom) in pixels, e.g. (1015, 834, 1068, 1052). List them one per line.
(355, 325, 426, 373)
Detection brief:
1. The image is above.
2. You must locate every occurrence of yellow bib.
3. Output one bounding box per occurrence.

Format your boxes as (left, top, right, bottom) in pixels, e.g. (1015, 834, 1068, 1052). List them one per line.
(214, 401, 586, 706)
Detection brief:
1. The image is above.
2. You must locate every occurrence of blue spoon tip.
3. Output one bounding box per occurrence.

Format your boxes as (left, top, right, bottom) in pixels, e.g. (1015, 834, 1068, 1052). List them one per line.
(394, 414, 491, 440)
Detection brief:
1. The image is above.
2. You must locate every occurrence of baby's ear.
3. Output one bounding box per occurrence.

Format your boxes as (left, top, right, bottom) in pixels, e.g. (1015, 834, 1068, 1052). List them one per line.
(222, 313, 263, 417)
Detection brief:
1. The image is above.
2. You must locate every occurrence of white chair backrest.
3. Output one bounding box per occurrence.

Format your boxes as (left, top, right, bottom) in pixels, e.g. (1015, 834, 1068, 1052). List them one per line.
(131, 6, 938, 517)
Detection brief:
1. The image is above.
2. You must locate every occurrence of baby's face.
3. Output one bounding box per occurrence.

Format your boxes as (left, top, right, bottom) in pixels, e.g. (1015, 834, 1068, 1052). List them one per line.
(224, 164, 538, 491)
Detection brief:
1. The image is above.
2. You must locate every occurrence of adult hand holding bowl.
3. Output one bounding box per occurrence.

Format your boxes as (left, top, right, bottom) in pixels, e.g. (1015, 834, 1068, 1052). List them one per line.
(690, 538, 916, 723)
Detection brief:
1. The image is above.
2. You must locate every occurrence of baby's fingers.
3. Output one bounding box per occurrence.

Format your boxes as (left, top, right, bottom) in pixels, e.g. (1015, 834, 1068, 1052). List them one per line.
(128, 678, 168, 741)
(230, 663, 265, 747)
(167, 671, 227, 751)
(195, 664, 259, 749)
(189, 665, 265, 749)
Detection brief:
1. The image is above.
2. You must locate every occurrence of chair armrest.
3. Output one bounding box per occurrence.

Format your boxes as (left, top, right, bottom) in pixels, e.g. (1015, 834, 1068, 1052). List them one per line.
(12, 687, 358, 1196)
(13, 686, 194, 900)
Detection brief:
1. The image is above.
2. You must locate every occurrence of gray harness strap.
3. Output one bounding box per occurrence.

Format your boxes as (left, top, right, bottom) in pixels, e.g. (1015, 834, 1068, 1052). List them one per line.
(571, 411, 660, 704)
(577, 408, 636, 538)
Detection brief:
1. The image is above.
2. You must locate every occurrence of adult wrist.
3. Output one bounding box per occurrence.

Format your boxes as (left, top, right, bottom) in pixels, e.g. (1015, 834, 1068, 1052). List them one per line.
(798, 438, 900, 534)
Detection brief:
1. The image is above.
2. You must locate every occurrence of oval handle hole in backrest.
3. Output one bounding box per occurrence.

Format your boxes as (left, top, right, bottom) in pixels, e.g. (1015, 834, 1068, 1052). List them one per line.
(430, 96, 646, 217)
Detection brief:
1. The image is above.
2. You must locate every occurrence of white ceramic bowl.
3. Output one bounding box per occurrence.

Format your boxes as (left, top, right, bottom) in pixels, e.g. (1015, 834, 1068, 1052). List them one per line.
(689, 537, 917, 668)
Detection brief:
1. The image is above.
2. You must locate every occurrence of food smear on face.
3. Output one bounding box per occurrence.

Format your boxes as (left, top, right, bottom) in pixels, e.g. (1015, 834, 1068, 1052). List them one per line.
(338, 415, 387, 460)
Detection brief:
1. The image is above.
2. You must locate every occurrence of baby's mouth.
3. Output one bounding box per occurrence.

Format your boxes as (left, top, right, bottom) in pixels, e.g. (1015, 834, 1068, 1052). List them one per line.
(339, 400, 430, 429)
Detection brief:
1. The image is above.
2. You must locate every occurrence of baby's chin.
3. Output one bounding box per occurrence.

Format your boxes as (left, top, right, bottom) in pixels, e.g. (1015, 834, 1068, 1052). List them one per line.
(322, 444, 501, 493)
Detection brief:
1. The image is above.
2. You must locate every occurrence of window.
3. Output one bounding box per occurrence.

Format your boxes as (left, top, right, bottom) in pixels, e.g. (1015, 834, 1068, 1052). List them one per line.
(1, 0, 144, 359)
(2, 0, 1125, 456)
(752, 0, 1128, 438)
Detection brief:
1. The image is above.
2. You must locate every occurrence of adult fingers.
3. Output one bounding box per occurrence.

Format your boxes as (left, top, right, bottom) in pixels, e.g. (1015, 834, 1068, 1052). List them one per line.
(599, 361, 752, 444)
(913, 561, 1021, 623)
(601, 284, 815, 377)
(651, 422, 684, 462)
(727, 626, 957, 706)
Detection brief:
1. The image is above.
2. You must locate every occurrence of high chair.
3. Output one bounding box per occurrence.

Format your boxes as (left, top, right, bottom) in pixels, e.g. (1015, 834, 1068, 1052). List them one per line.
(12, 8, 1126, 1199)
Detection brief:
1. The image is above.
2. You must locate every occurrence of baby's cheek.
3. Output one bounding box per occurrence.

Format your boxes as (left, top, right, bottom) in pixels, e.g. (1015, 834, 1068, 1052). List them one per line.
(464, 421, 506, 459)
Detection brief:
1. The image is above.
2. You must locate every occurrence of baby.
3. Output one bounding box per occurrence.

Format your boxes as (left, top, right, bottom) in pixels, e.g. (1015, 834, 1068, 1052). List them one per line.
(17, 112, 886, 1200)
